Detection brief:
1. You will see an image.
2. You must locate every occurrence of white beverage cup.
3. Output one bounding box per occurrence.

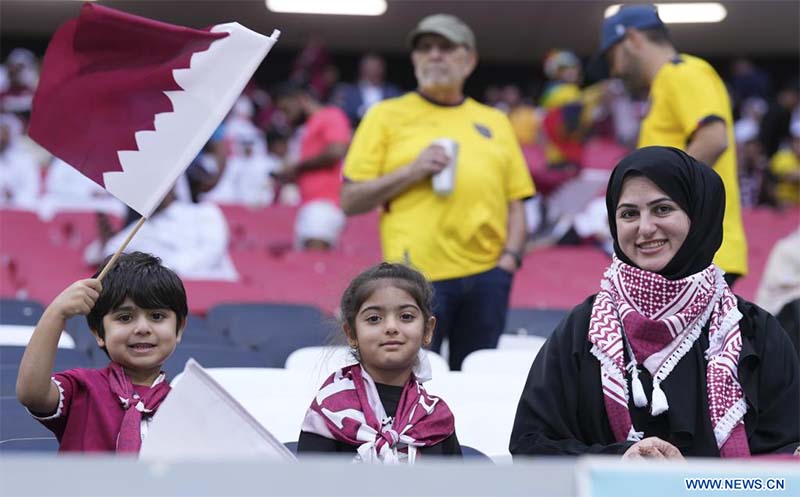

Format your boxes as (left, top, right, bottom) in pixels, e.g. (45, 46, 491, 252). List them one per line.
(430, 138, 458, 196)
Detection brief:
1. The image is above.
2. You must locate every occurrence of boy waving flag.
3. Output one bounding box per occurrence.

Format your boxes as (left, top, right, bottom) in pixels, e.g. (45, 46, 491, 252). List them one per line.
(29, 3, 279, 218)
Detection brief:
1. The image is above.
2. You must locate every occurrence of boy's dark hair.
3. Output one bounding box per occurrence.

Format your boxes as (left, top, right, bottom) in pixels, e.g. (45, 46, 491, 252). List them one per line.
(640, 26, 672, 46)
(340, 262, 434, 333)
(87, 252, 188, 342)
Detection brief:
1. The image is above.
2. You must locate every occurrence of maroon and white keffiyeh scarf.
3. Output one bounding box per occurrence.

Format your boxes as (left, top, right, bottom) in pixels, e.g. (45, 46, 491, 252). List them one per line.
(588, 257, 749, 457)
(300, 363, 455, 463)
(108, 362, 170, 453)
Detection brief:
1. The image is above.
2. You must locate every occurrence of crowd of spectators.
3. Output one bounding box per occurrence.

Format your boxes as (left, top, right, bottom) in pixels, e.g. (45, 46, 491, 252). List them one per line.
(0, 42, 797, 280)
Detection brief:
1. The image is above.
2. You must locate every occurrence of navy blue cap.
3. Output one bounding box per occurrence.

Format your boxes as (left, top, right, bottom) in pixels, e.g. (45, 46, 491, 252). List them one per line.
(600, 4, 664, 52)
(587, 4, 665, 83)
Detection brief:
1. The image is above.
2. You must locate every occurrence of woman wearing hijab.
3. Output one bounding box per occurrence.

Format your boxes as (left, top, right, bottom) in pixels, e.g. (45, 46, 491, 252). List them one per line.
(510, 146, 799, 458)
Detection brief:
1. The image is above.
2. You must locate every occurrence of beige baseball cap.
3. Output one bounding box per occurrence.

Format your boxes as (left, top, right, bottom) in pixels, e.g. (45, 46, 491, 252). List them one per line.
(407, 14, 476, 50)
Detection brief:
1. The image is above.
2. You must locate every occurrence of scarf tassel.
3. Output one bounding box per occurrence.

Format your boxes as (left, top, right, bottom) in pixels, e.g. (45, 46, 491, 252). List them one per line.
(626, 352, 648, 408)
(651, 381, 669, 416)
(631, 372, 648, 408)
(589, 260, 750, 456)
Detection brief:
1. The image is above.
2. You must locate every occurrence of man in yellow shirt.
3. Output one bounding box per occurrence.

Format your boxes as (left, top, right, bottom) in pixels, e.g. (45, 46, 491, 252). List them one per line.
(593, 4, 748, 284)
(341, 14, 535, 370)
(769, 122, 800, 206)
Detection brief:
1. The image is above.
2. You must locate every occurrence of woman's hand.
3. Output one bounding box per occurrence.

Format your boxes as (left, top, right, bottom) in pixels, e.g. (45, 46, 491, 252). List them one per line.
(622, 437, 684, 460)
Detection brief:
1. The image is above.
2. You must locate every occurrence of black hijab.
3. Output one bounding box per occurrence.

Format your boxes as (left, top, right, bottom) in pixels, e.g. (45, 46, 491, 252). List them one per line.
(605, 146, 726, 280)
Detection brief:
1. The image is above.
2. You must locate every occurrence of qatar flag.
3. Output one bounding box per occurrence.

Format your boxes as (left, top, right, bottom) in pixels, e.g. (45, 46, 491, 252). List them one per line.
(29, 3, 279, 216)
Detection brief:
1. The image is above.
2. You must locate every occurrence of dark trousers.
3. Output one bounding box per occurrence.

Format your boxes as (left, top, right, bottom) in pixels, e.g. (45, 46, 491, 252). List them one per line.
(430, 267, 513, 370)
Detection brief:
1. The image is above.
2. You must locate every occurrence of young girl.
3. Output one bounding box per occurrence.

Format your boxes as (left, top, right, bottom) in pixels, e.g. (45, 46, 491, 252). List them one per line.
(16, 251, 188, 452)
(297, 262, 462, 462)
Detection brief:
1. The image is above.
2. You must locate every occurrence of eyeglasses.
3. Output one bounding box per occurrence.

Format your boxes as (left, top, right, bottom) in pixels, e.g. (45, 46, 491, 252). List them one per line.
(413, 40, 459, 54)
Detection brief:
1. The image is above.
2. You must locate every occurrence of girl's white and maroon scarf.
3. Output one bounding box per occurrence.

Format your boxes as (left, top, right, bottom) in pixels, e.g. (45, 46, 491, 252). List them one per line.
(588, 257, 750, 457)
(300, 363, 455, 463)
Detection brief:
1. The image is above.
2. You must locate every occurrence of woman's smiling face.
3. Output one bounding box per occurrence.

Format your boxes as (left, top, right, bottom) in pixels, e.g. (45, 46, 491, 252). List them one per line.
(615, 175, 691, 273)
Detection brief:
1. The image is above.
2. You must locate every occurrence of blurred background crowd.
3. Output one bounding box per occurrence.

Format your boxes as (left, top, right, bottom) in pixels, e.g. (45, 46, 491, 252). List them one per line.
(0, 1, 798, 316)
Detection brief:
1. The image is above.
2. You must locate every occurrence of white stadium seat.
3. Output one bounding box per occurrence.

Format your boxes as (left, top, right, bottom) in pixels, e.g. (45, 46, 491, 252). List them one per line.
(284, 346, 450, 379)
(461, 347, 541, 376)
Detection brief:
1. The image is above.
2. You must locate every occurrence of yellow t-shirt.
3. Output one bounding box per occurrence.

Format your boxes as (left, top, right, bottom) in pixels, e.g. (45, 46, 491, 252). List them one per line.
(508, 104, 539, 146)
(540, 82, 582, 110)
(540, 83, 583, 165)
(638, 54, 748, 276)
(343, 92, 535, 281)
(769, 149, 800, 205)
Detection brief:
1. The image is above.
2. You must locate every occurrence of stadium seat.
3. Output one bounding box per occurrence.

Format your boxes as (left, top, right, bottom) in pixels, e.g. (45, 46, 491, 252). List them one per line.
(424, 372, 526, 459)
(581, 137, 629, 170)
(197, 367, 525, 458)
(48, 211, 124, 248)
(207, 303, 333, 367)
(0, 211, 49, 258)
(284, 346, 355, 373)
(504, 308, 568, 338)
(182, 314, 235, 347)
(497, 334, 547, 353)
(62, 315, 231, 360)
(0, 298, 45, 326)
(205, 302, 259, 337)
(285, 346, 451, 377)
(0, 345, 91, 371)
(162, 344, 267, 378)
(338, 210, 382, 258)
(220, 204, 297, 250)
(1, 369, 17, 396)
(188, 367, 317, 444)
(460, 349, 539, 376)
(0, 396, 58, 452)
(0, 324, 75, 348)
(423, 350, 451, 376)
(63, 316, 101, 361)
(0, 436, 58, 452)
(461, 444, 493, 461)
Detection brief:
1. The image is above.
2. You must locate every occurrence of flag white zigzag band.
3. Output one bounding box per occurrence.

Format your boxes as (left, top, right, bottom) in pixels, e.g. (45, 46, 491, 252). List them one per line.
(103, 24, 280, 216)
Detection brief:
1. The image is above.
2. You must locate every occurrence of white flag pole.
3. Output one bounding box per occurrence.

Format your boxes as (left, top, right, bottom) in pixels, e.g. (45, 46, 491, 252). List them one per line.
(96, 216, 147, 281)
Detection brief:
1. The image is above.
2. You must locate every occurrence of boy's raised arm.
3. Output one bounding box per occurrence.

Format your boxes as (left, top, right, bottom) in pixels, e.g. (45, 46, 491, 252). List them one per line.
(16, 279, 102, 414)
